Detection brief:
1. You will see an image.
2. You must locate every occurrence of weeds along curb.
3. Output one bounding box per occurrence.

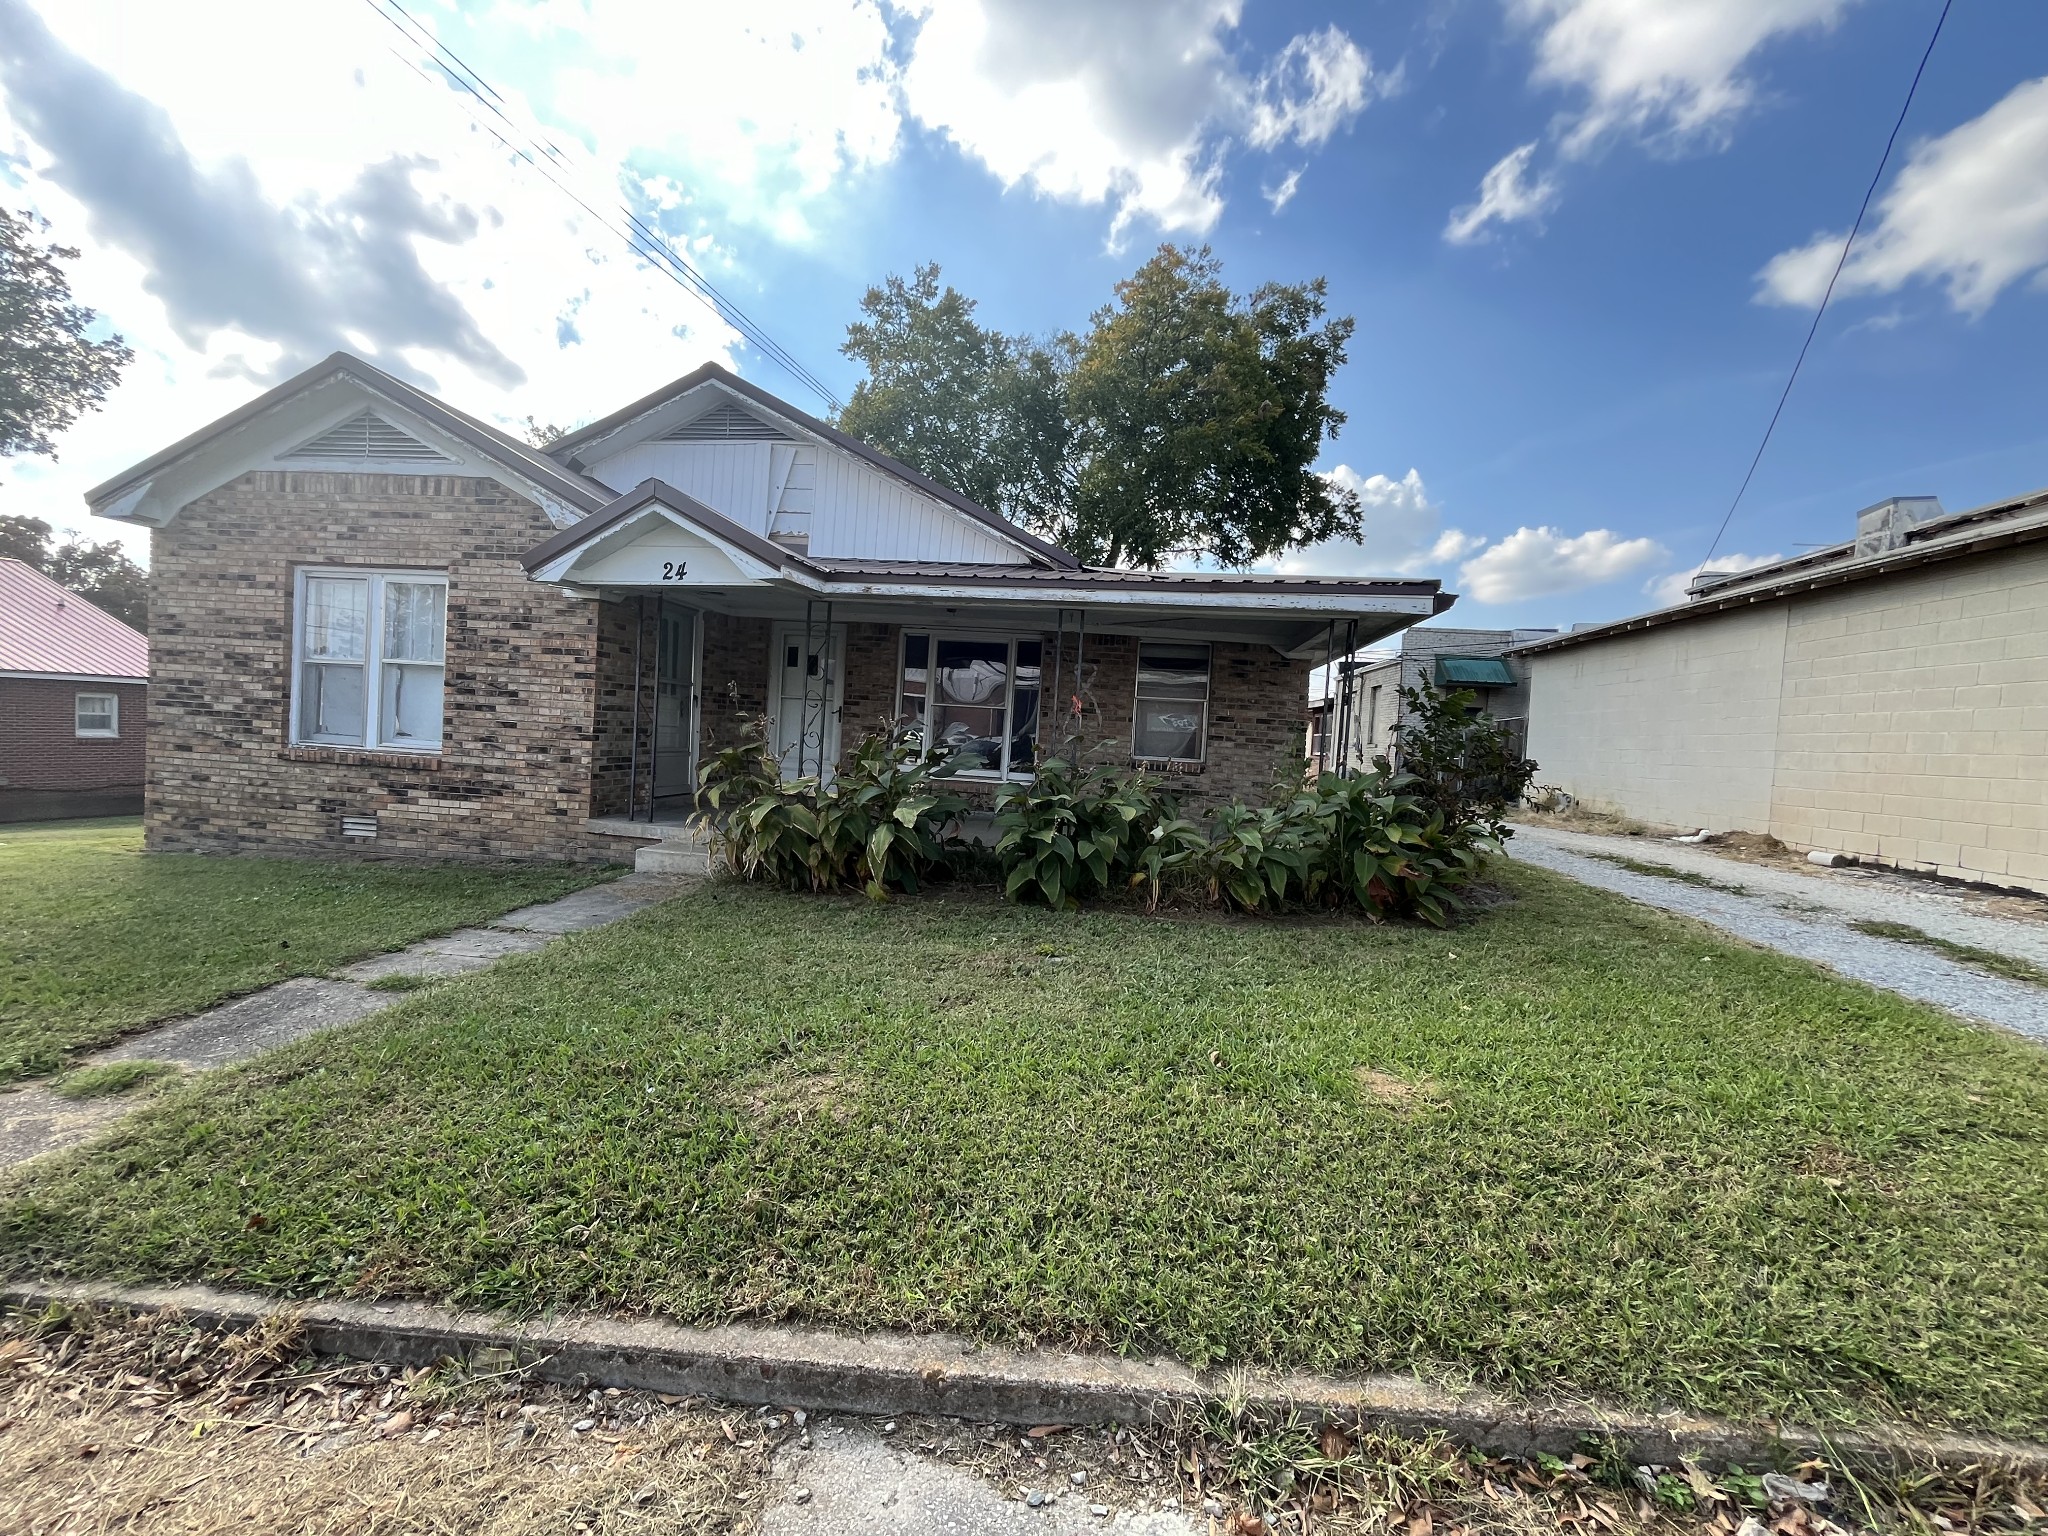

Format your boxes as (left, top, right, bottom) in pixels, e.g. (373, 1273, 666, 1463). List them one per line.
(6, 1280, 2044, 1477)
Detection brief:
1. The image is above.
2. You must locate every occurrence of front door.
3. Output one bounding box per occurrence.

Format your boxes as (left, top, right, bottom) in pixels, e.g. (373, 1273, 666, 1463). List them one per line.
(653, 603, 698, 800)
(769, 620, 844, 782)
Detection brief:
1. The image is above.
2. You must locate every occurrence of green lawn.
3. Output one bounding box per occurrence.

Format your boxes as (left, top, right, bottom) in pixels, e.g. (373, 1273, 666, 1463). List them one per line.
(0, 818, 615, 1082)
(3, 864, 2045, 1435)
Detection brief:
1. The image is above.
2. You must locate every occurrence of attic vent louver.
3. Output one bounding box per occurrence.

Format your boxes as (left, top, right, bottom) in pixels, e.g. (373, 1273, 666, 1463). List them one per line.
(658, 402, 791, 442)
(285, 411, 452, 464)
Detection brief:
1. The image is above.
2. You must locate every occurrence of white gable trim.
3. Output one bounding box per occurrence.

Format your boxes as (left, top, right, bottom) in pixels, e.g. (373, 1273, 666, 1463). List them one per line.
(529, 501, 785, 588)
(95, 373, 583, 530)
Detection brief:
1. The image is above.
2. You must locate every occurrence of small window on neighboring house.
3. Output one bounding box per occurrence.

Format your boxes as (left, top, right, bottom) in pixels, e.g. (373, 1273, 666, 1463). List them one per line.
(292, 569, 447, 752)
(1132, 642, 1211, 763)
(75, 693, 118, 738)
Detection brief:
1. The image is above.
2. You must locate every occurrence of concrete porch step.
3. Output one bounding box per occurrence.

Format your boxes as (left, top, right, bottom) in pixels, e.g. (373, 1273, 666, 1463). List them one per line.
(585, 814, 718, 876)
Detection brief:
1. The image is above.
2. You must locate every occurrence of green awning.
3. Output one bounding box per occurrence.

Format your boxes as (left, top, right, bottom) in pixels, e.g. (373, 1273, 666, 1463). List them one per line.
(1433, 656, 1516, 688)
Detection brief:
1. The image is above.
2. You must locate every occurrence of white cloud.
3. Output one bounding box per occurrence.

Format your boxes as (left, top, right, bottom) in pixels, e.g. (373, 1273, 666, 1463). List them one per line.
(1456, 525, 1667, 602)
(1263, 166, 1304, 213)
(1447, 0, 1852, 245)
(897, 0, 1376, 242)
(1756, 75, 2048, 317)
(1266, 468, 1486, 577)
(1443, 143, 1558, 244)
(1512, 0, 1854, 156)
(1643, 551, 1781, 606)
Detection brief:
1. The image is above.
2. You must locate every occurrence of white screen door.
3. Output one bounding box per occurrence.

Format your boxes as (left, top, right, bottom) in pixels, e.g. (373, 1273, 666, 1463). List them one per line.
(770, 621, 843, 782)
(653, 604, 698, 799)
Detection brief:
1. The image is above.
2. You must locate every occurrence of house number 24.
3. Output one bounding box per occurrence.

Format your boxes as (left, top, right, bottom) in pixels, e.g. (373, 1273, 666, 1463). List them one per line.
(661, 561, 689, 580)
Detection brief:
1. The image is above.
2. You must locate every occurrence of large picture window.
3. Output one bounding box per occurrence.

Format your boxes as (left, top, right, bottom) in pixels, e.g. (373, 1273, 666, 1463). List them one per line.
(1132, 642, 1210, 763)
(897, 632, 1041, 778)
(292, 569, 447, 752)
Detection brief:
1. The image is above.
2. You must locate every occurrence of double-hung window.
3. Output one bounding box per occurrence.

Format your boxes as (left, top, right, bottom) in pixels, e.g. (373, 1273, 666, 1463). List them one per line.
(75, 693, 119, 738)
(1132, 642, 1211, 763)
(897, 633, 1041, 778)
(292, 568, 447, 752)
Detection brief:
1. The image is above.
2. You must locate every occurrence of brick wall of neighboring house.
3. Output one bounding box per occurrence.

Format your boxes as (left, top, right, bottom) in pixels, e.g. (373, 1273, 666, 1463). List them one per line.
(0, 676, 149, 821)
(147, 471, 615, 862)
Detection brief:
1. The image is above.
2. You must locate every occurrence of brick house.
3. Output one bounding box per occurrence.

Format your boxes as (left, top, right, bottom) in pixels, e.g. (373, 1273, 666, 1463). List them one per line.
(86, 353, 1451, 864)
(0, 558, 149, 823)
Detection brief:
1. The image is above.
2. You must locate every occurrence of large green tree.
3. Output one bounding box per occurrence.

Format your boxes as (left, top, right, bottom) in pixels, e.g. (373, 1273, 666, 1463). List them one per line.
(837, 246, 1360, 568)
(1, 207, 132, 464)
(0, 514, 150, 633)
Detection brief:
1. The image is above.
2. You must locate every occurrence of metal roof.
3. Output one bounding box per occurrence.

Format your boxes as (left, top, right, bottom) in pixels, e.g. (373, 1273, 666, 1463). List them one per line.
(0, 559, 149, 679)
(1515, 485, 2048, 658)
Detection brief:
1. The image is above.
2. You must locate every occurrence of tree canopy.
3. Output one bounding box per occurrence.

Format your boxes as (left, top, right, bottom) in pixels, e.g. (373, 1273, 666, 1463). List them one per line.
(0, 514, 150, 633)
(0, 207, 132, 466)
(837, 246, 1360, 568)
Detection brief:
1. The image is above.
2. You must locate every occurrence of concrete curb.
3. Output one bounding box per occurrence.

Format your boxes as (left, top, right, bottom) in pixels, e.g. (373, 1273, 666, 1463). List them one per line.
(7, 1280, 2044, 1475)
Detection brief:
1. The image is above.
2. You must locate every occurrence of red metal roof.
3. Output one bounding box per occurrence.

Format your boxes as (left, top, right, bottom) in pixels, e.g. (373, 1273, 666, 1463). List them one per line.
(0, 558, 149, 680)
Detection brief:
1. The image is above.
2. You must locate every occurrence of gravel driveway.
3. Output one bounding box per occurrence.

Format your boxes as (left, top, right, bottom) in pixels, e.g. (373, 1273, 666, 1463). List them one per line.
(1509, 824, 2048, 1043)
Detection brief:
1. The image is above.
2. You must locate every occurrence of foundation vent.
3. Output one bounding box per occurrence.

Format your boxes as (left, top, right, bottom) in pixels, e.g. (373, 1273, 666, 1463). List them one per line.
(340, 814, 380, 840)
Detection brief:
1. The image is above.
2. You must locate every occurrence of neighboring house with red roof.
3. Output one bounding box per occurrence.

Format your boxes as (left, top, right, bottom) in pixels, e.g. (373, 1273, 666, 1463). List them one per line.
(0, 557, 150, 823)
(83, 353, 1449, 864)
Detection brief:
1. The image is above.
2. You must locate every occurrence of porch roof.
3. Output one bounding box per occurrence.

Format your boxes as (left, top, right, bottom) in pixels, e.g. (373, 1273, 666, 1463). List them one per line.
(521, 478, 1455, 657)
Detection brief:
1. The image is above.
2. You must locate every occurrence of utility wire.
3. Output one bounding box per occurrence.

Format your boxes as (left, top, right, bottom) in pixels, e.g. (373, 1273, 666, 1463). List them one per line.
(1700, 0, 1953, 568)
(359, 0, 843, 413)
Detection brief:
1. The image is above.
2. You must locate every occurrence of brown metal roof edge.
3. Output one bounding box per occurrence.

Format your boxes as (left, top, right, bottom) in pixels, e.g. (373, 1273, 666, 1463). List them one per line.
(520, 479, 801, 574)
(1514, 503, 2048, 657)
(84, 352, 615, 515)
(545, 362, 1081, 570)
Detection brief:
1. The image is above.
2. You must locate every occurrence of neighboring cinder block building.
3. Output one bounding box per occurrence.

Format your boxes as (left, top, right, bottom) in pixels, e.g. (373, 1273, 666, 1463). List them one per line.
(1518, 487, 2048, 895)
(85, 353, 1453, 863)
(0, 558, 150, 823)
(1309, 626, 1556, 774)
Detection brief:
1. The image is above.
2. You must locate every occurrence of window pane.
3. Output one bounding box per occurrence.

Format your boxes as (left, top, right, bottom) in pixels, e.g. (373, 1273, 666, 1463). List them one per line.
(1135, 643, 1209, 700)
(1009, 641, 1041, 772)
(301, 661, 366, 743)
(897, 633, 929, 738)
(931, 638, 1009, 771)
(1134, 707, 1205, 761)
(76, 695, 115, 733)
(303, 577, 368, 660)
(383, 581, 446, 662)
(379, 662, 443, 747)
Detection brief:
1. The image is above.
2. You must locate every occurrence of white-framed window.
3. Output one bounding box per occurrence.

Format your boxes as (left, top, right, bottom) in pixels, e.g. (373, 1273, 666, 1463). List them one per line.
(291, 568, 447, 752)
(1132, 642, 1211, 763)
(75, 692, 119, 739)
(896, 631, 1041, 779)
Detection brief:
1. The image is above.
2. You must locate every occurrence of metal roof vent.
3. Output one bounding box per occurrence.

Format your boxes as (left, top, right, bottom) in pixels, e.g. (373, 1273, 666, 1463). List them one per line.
(658, 401, 792, 442)
(285, 411, 452, 464)
(340, 814, 379, 840)
(1854, 496, 1944, 559)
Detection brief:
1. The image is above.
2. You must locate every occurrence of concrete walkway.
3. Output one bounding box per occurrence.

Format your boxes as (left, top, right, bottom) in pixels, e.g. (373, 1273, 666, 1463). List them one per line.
(1510, 825, 2048, 1042)
(0, 873, 689, 1170)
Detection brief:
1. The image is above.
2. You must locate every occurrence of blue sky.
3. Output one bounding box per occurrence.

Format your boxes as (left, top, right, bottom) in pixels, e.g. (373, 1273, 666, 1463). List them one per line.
(3, 0, 2045, 633)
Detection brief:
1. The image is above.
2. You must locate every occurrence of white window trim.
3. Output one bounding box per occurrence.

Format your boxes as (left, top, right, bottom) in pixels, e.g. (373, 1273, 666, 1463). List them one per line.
(74, 692, 119, 739)
(289, 566, 448, 754)
(1131, 641, 1212, 765)
(895, 629, 1043, 782)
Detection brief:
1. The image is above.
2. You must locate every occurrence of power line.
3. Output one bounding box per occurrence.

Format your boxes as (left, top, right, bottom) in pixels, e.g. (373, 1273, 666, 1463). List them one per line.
(359, 0, 843, 413)
(1700, 0, 1953, 568)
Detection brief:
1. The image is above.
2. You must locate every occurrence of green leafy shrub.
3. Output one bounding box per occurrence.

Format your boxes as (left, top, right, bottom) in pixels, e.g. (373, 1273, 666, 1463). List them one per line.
(698, 723, 971, 898)
(1386, 683, 1538, 841)
(992, 754, 1178, 909)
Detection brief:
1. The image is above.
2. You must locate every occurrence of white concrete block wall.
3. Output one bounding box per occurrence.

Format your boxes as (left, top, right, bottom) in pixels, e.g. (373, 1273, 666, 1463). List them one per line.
(1524, 605, 1789, 830)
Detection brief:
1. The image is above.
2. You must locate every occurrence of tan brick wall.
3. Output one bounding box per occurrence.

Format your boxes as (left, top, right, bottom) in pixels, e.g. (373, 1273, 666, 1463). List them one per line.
(1770, 544, 2048, 888)
(147, 471, 614, 862)
(1525, 542, 2048, 893)
(1526, 604, 1790, 830)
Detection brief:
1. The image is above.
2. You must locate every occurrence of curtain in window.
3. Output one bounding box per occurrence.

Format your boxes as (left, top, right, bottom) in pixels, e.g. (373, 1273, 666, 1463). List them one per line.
(300, 576, 369, 744)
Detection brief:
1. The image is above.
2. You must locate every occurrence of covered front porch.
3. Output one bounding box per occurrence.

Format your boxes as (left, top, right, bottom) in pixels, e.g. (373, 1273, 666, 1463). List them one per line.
(521, 480, 1452, 823)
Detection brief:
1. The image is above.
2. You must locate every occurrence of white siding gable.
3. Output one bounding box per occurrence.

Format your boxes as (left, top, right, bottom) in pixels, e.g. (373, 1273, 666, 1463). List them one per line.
(580, 394, 1033, 565)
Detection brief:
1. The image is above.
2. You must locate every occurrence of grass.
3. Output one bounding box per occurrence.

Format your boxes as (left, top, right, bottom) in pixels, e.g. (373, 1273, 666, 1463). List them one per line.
(3, 865, 2046, 1436)
(1849, 919, 2048, 989)
(0, 818, 616, 1083)
(48, 1060, 178, 1100)
(1583, 851, 1753, 895)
